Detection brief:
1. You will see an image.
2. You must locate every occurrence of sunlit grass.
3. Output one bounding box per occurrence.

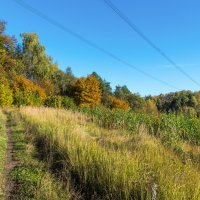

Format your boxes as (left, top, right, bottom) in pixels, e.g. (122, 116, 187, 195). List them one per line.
(0, 109, 7, 200)
(19, 107, 200, 199)
(8, 110, 73, 200)
(83, 107, 200, 171)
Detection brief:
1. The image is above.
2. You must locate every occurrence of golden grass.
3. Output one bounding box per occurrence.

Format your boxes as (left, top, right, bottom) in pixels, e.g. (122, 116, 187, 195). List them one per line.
(19, 107, 200, 199)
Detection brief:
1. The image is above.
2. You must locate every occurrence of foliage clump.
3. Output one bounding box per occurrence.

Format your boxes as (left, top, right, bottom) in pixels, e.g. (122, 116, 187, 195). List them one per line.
(0, 72, 13, 107)
(0, 84, 13, 107)
(13, 76, 46, 106)
(74, 74, 101, 108)
(45, 96, 76, 110)
(107, 95, 130, 110)
(2, 20, 200, 116)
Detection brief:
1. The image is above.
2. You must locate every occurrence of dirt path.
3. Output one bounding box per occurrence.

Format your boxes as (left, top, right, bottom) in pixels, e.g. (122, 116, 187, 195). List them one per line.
(3, 118, 18, 200)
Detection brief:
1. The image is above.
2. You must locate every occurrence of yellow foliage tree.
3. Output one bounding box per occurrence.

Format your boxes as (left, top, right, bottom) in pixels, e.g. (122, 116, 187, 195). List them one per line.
(107, 96, 130, 110)
(13, 76, 46, 106)
(75, 74, 101, 108)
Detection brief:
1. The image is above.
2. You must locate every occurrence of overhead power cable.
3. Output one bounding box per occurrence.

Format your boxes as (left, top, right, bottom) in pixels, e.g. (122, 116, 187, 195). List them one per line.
(13, 0, 179, 90)
(103, 0, 200, 87)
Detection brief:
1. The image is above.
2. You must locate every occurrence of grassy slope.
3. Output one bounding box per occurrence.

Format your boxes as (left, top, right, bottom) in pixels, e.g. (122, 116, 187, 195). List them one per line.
(85, 108, 200, 170)
(8, 110, 74, 200)
(0, 110, 7, 200)
(19, 107, 200, 200)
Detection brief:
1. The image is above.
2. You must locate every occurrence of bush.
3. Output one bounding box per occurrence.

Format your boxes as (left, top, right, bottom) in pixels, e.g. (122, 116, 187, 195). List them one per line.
(107, 96, 130, 110)
(45, 96, 63, 108)
(13, 76, 46, 106)
(45, 96, 76, 110)
(61, 96, 77, 110)
(0, 84, 13, 107)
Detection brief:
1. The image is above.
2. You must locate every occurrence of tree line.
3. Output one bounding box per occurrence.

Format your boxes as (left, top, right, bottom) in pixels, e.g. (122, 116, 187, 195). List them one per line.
(1, 20, 200, 116)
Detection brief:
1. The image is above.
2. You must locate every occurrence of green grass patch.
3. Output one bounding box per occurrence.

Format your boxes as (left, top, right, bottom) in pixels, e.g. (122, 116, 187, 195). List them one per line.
(0, 109, 7, 200)
(9, 111, 71, 200)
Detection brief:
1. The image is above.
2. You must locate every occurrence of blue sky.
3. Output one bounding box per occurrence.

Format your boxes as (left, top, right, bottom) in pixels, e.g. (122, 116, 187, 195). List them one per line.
(1, 0, 200, 96)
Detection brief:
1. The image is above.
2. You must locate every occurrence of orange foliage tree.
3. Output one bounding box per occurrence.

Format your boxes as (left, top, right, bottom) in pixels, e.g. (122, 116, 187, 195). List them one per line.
(13, 76, 46, 106)
(74, 74, 101, 108)
(107, 96, 130, 110)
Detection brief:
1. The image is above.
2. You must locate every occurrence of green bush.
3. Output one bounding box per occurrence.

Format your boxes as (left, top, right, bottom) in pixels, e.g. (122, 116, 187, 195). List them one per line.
(61, 96, 76, 110)
(45, 96, 76, 110)
(14, 91, 44, 107)
(45, 96, 63, 108)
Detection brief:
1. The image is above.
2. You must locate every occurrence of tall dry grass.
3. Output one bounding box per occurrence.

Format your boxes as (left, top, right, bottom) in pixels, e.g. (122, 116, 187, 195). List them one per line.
(20, 107, 200, 199)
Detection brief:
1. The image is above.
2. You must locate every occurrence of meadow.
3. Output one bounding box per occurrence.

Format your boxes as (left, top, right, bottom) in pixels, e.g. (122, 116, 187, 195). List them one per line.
(83, 107, 200, 167)
(0, 110, 7, 200)
(15, 107, 200, 199)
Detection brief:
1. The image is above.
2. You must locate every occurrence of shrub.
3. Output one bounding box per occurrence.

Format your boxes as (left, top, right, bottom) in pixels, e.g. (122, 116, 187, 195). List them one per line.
(107, 96, 130, 110)
(0, 84, 13, 107)
(45, 96, 63, 108)
(0, 68, 13, 107)
(45, 96, 77, 110)
(13, 76, 46, 106)
(61, 96, 77, 110)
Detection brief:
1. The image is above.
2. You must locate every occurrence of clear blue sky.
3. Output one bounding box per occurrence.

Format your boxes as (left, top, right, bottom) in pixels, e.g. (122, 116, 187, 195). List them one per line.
(1, 0, 200, 96)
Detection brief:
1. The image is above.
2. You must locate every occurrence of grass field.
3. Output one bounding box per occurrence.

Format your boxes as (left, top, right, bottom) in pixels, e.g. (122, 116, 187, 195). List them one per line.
(7, 110, 76, 200)
(0, 110, 7, 200)
(16, 107, 200, 200)
(84, 107, 200, 169)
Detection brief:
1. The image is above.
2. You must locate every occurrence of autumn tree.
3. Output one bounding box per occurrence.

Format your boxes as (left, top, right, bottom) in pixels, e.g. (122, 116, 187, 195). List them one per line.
(13, 76, 46, 106)
(107, 96, 130, 110)
(74, 74, 101, 108)
(0, 21, 21, 77)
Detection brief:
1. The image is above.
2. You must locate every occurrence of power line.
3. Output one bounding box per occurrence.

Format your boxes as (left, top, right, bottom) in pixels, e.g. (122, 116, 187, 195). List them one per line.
(12, 0, 179, 90)
(103, 0, 200, 87)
